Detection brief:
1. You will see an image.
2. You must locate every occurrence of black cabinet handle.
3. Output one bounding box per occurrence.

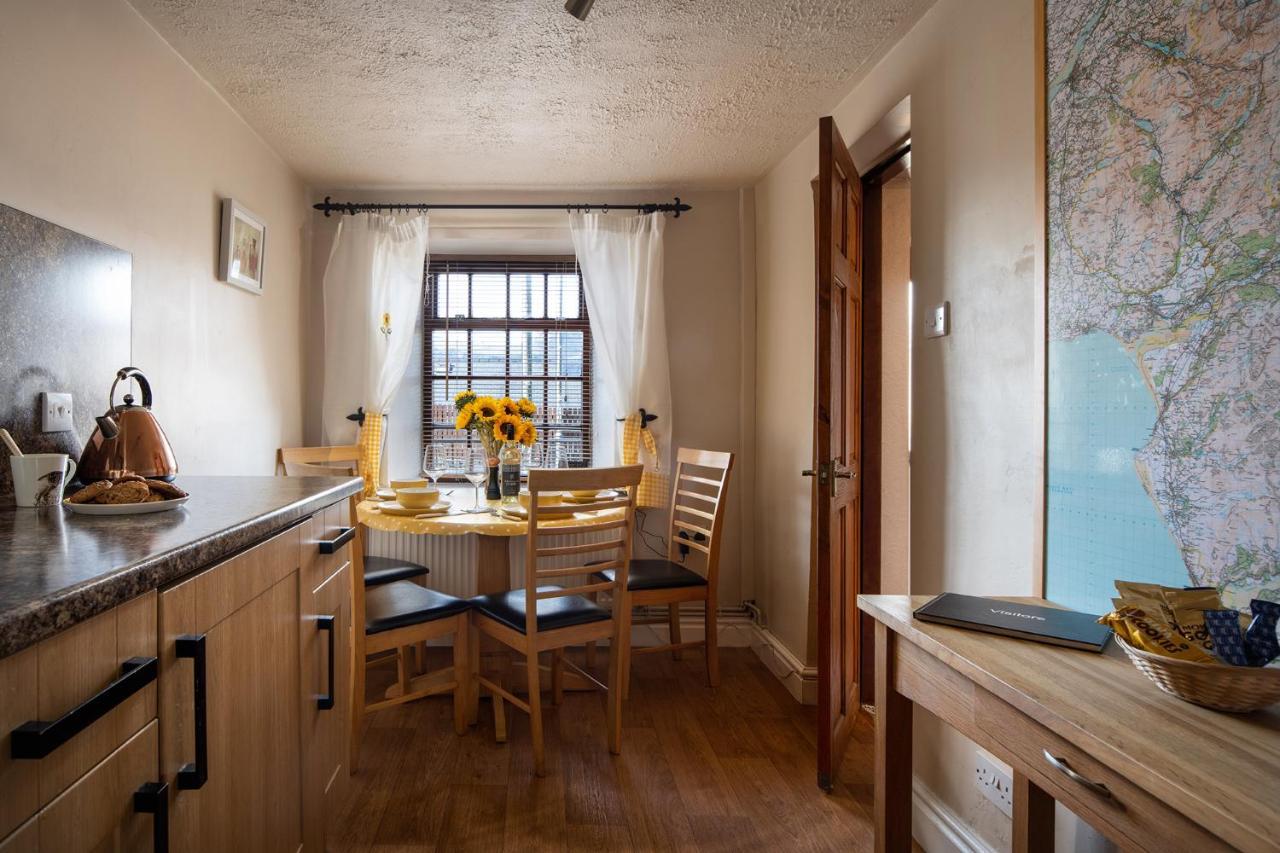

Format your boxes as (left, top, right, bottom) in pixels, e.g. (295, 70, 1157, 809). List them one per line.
(317, 615, 336, 711)
(175, 634, 207, 790)
(10, 656, 157, 759)
(134, 780, 169, 853)
(318, 525, 356, 554)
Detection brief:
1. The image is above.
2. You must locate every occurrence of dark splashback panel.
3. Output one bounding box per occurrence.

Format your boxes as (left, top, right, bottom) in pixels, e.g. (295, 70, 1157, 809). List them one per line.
(0, 204, 130, 502)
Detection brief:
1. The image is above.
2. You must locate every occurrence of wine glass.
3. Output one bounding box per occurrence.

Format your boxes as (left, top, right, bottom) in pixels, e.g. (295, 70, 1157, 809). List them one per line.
(422, 444, 445, 488)
(464, 445, 489, 511)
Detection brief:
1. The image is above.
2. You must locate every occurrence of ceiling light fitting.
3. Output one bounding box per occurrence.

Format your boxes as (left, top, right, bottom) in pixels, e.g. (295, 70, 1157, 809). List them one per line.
(564, 0, 594, 21)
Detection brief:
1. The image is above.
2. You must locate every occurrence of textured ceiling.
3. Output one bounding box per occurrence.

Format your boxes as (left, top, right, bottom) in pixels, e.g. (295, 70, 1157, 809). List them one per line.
(129, 0, 931, 189)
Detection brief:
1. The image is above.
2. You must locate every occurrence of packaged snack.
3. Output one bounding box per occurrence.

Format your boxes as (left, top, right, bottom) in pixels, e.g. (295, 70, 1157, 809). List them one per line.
(1098, 606, 1218, 663)
(1161, 587, 1224, 650)
(1204, 610, 1253, 665)
(1244, 599, 1280, 666)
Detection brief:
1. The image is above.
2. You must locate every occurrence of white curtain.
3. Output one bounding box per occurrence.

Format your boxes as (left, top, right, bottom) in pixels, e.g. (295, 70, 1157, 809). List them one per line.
(569, 212, 671, 472)
(320, 212, 430, 477)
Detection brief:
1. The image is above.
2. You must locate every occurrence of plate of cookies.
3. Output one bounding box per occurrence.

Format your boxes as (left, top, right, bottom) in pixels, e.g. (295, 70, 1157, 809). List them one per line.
(63, 476, 190, 515)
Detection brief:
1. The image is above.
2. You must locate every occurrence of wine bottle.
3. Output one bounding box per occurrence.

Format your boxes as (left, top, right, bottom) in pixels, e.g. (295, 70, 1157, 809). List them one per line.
(499, 424, 521, 505)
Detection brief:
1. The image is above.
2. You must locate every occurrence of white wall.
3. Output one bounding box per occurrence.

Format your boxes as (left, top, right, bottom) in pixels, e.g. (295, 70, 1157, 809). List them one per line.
(306, 188, 755, 606)
(0, 0, 310, 475)
(753, 0, 1040, 847)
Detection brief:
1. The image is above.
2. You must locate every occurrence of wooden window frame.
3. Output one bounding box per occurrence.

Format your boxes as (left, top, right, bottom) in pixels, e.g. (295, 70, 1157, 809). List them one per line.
(421, 255, 593, 464)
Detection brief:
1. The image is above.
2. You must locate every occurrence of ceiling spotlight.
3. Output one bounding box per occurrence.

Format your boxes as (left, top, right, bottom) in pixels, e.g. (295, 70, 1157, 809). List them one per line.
(564, 0, 595, 20)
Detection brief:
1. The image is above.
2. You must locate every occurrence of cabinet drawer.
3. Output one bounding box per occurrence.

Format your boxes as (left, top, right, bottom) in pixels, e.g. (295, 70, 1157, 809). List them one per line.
(975, 690, 1231, 852)
(0, 720, 161, 853)
(301, 500, 354, 593)
(0, 592, 157, 838)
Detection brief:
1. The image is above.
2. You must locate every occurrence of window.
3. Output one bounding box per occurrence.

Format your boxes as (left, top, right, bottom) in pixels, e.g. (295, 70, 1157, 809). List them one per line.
(422, 257, 592, 464)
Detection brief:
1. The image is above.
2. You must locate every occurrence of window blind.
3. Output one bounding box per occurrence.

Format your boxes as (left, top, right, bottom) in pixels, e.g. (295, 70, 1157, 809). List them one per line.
(422, 256, 593, 466)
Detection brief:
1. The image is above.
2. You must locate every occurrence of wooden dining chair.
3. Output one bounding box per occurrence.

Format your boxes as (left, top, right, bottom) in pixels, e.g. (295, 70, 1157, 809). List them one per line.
(585, 448, 734, 696)
(278, 444, 430, 589)
(277, 444, 362, 476)
(469, 464, 643, 777)
(347, 495, 472, 769)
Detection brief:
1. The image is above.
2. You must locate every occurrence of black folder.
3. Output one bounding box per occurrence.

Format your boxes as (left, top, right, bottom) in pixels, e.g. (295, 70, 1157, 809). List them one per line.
(913, 593, 1112, 652)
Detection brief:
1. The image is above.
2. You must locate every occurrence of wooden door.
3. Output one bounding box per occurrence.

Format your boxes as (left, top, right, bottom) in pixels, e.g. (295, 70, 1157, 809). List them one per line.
(299, 511, 351, 852)
(159, 526, 303, 851)
(812, 115, 863, 791)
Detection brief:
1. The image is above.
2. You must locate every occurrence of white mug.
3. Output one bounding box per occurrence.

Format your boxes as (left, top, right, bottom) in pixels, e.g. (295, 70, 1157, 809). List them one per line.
(10, 453, 77, 508)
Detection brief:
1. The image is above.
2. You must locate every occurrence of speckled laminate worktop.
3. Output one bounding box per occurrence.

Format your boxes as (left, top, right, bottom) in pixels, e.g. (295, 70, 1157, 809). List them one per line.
(0, 475, 364, 659)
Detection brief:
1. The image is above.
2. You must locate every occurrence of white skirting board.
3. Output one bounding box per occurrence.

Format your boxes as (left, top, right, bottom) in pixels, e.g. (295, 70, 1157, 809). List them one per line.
(912, 775, 995, 853)
(749, 625, 818, 705)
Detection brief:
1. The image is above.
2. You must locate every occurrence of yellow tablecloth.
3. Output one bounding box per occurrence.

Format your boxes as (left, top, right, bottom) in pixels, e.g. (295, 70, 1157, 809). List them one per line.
(355, 492, 624, 538)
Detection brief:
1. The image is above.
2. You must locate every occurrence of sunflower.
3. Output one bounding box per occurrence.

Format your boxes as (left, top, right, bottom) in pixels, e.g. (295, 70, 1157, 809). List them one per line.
(454, 389, 477, 409)
(454, 404, 475, 431)
(517, 421, 537, 447)
(515, 397, 537, 417)
(498, 397, 521, 416)
(472, 396, 501, 420)
(492, 413, 523, 442)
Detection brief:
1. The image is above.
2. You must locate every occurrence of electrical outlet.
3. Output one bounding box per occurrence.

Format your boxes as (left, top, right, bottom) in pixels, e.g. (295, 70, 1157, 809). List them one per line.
(40, 392, 73, 433)
(925, 300, 950, 338)
(974, 751, 1013, 817)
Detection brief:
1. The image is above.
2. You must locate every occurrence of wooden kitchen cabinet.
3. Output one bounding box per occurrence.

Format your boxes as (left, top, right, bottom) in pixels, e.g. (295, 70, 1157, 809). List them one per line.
(0, 722, 163, 853)
(0, 591, 158, 842)
(158, 524, 303, 852)
(299, 506, 353, 852)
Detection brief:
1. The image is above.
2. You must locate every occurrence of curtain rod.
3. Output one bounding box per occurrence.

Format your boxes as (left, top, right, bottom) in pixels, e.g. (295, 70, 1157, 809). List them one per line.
(313, 196, 691, 218)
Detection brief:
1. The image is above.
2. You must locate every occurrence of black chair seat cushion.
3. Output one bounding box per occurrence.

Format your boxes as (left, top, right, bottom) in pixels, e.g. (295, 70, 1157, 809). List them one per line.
(365, 581, 469, 635)
(362, 556, 430, 588)
(592, 558, 708, 592)
(470, 586, 610, 634)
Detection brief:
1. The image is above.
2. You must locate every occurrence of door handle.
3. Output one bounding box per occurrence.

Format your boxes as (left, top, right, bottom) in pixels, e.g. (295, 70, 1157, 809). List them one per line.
(834, 470, 855, 479)
(10, 656, 157, 759)
(175, 634, 207, 790)
(134, 780, 169, 853)
(318, 526, 356, 555)
(316, 615, 336, 711)
(1043, 750, 1112, 800)
(801, 469, 817, 477)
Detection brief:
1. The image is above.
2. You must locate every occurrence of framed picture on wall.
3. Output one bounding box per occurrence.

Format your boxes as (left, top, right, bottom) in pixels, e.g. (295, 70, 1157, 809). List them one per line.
(219, 198, 266, 294)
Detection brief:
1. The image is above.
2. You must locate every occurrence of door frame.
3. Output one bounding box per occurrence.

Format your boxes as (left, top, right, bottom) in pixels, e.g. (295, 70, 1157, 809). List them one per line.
(855, 142, 910, 706)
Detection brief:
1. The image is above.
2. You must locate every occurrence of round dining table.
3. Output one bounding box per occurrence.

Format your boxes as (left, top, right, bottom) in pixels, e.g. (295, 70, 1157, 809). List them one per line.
(355, 489, 626, 595)
(356, 488, 625, 697)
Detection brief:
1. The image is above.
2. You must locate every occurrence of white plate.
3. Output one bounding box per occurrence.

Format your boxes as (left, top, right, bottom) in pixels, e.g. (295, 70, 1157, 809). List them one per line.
(375, 488, 396, 500)
(63, 496, 189, 516)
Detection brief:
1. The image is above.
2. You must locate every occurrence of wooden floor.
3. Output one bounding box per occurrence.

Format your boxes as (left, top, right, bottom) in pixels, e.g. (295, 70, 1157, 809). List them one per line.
(331, 646, 881, 851)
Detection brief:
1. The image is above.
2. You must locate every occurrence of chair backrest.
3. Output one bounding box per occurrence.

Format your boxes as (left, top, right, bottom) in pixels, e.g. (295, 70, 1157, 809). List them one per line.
(666, 448, 735, 587)
(277, 445, 361, 477)
(524, 464, 644, 639)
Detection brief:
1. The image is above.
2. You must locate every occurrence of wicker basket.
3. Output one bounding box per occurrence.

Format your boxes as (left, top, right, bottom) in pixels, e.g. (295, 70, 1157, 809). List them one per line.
(1115, 636, 1280, 713)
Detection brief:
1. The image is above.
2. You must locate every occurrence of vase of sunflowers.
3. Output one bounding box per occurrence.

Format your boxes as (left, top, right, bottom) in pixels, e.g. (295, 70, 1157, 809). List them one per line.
(453, 391, 538, 500)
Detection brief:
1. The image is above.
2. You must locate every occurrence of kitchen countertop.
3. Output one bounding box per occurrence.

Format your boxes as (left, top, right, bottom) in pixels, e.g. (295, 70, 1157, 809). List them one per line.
(0, 475, 364, 659)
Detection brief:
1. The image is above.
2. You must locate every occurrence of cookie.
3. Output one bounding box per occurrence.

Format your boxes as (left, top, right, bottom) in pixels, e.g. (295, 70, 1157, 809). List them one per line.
(115, 473, 146, 483)
(98, 480, 150, 505)
(144, 493, 167, 502)
(145, 480, 187, 499)
(66, 480, 113, 504)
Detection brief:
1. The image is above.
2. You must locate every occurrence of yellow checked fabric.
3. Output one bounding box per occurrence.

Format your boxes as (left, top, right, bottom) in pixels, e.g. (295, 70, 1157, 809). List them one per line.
(621, 412, 669, 509)
(357, 414, 384, 497)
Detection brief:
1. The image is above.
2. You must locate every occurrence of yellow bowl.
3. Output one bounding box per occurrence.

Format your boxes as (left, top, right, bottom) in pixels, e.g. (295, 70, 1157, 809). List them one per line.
(390, 478, 427, 491)
(569, 489, 599, 498)
(519, 491, 564, 510)
(396, 487, 440, 509)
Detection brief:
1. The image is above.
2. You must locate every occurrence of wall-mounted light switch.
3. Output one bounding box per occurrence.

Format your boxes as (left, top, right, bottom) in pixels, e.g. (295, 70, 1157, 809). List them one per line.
(925, 301, 950, 338)
(41, 392, 73, 432)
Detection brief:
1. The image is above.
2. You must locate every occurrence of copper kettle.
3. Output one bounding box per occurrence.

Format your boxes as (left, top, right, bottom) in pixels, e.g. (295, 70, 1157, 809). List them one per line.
(78, 367, 178, 482)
